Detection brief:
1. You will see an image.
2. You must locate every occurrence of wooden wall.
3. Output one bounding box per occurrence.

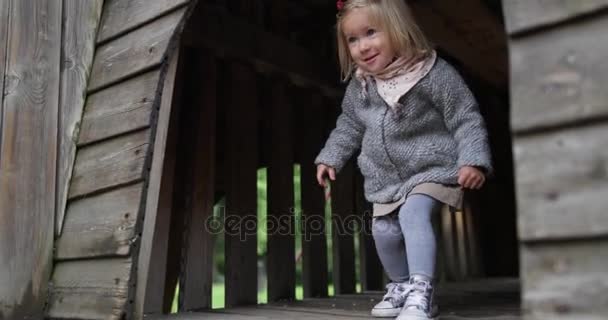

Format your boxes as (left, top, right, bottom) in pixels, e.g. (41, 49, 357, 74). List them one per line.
(503, 1, 608, 319)
(0, 0, 98, 318)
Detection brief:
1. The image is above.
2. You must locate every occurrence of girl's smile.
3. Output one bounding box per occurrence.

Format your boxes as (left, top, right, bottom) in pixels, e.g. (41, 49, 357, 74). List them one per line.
(342, 7, 396, 74)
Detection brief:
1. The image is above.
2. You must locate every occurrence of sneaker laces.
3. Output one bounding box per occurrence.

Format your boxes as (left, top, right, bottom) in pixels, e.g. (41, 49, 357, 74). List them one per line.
(382, 282, 411, 305)
(404, 281, 431, 311)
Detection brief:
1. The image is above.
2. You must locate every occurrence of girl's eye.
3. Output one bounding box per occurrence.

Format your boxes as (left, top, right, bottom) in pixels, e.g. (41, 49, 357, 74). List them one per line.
(347, 36, 357, 43)
(367, 29, 376, 36)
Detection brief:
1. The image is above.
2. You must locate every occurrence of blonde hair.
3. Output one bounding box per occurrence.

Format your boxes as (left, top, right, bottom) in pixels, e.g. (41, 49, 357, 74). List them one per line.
(336, 0, 432, 80)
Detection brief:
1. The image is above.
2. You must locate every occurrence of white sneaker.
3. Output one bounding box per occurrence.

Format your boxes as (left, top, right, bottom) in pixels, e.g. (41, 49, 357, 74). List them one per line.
(396, 276, 439, 320)
(371, 281, 412, 318)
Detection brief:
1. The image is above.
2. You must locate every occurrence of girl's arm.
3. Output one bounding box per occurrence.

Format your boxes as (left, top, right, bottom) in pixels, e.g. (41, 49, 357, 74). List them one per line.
(434, 62, 493, 175)
(315, 80, 365, 173)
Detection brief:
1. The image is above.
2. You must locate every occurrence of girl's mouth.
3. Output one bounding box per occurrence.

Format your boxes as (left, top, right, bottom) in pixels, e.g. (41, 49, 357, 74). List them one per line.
(364, 54, 378, 63)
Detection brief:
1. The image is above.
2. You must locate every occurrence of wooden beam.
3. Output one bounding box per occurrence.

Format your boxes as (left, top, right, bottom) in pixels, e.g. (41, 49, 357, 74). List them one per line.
(180, 49, 217, 311)
(0, 0, 61, 318)
(57, 0, 104, 235)
(298, 91, 329, 298)
(135, 48, 181, 318)
(224, 62, 259, 307)
(0, 0, 9, 144)
(355, 172, 383, 291)
(409, 0, 508, 87)
(267, 79, 296, 302)
(503, 0, 608, 35)
(97, 0, 190, 43)
(182, 4, 340, 96)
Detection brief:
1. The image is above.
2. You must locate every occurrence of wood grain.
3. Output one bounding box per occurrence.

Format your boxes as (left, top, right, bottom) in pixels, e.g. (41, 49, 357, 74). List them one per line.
(97, 0, 190, 43)
(503, 0, 608, 34)
(510, 15, 608, 132)
(0, 0, 61, 318)
(88, 7, 187, 92)
(55, 183, 143, 260)
(514, 123, 608, 241)
(79, 70, 160, 145)
(69, 129, 150, 199)
(47, 258, 132, 320)
(57, 0, 104, 235)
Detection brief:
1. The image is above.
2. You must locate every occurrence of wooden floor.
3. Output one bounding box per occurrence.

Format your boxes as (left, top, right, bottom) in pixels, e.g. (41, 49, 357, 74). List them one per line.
(146, 278, 521, 319)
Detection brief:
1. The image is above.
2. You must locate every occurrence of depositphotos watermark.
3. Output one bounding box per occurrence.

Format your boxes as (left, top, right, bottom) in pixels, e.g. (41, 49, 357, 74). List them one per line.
(204, 206, 400, 241)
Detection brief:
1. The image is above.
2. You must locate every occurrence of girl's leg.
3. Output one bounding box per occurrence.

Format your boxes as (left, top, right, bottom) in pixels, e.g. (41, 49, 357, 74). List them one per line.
(398, 194, 442, 278)
(372, 214, 409, 282)
(396, 194, 442, 320)
(371, 214, 410, 317)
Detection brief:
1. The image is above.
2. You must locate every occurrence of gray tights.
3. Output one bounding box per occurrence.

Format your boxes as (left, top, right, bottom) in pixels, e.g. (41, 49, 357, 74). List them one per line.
(372, 194, 442, 282)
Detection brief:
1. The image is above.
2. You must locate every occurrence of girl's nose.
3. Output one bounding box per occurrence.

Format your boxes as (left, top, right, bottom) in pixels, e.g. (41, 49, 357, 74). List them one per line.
(359, 39, 370, 52)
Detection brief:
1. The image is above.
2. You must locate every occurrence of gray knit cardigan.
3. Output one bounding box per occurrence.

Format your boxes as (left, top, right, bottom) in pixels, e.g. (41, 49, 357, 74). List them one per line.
(315, 58, 493, 204)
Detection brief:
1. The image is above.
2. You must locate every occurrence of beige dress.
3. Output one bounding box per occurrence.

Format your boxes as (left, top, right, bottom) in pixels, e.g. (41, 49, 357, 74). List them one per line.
(373, 183, 462, 216)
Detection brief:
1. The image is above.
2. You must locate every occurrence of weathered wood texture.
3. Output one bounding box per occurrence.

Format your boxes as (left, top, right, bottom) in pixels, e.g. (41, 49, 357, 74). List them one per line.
(331, 162, 357, 295)
(502, 0, 608, 35)
(88, 7, 188, 92)
(79, 70, 160, 146)
(56, 183, 143, 260)
(69, 128, 150, 199)
(0, 0, 9, 133)
(179, 49, 217, 311)
(97, 0, 190, 43)
(267, 79, 296, 302)
(510, 14, 608, 132)
(514, 123, 608, 241)
(136, 49, 181, 318)
(57, 0, 104, 236)
(47, 258, 132, 320)
(298, 91, 329, 298)
(224, 62, 259, 307)
(522, 240, 608, 319)
(409, 0, 508, 87)
(0, 0, 61, 318)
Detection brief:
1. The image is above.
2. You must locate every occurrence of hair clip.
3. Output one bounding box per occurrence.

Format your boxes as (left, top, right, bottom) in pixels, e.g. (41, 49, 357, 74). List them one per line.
(336, 0, 345, 10)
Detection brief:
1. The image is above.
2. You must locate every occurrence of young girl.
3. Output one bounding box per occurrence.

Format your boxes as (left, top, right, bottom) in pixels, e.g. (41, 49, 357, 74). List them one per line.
(315, 0, 492, 319)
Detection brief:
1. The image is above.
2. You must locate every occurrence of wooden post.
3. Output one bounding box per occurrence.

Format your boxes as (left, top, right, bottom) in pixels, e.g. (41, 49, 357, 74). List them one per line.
(224, 61, 259, 307)
(355, 172, 383, 291)
(135, 47, 183, 318)
(179, 48, 218, 311)
(299, 91, 329, 298)
(266, 79, 296, 302)
(0, 0, 61, 318)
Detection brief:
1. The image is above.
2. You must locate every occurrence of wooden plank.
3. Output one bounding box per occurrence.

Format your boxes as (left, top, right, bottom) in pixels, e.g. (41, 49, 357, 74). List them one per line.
(56, 183, 143, 260)
(56, 0, 103, 236)
(47, 258, 132, 320)
(180, 49, 217, 311)
(0, 0, 9, 136)
(267, 79, 296, 302)
(298, 91, 329, 298)
(69, 128, 150, 199)
(79, 70, 160, 146)
(409, 0, 508, 87)
(522, 240, 608, 319)
(224, 62, 259, 307)
(502, 0, 608, 35)
(88, 7, 187, 92)
(510, 15, 608, 132)
(0, 0, 61, 318)
(331, 162, 357, 294)
(355, 172, 382, 291)
(135, 49, 182, 317)
(97, 0, 190, 43)
(514, 123, 608, 241)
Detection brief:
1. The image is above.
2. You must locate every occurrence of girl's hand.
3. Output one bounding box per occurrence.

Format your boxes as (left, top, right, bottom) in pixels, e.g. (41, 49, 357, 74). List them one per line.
(316, 164, 336, 188)
(458, 166, 485, 190)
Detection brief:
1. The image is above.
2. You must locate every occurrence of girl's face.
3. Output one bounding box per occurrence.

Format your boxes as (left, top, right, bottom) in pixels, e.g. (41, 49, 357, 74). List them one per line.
(342, 7, 396, 74)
